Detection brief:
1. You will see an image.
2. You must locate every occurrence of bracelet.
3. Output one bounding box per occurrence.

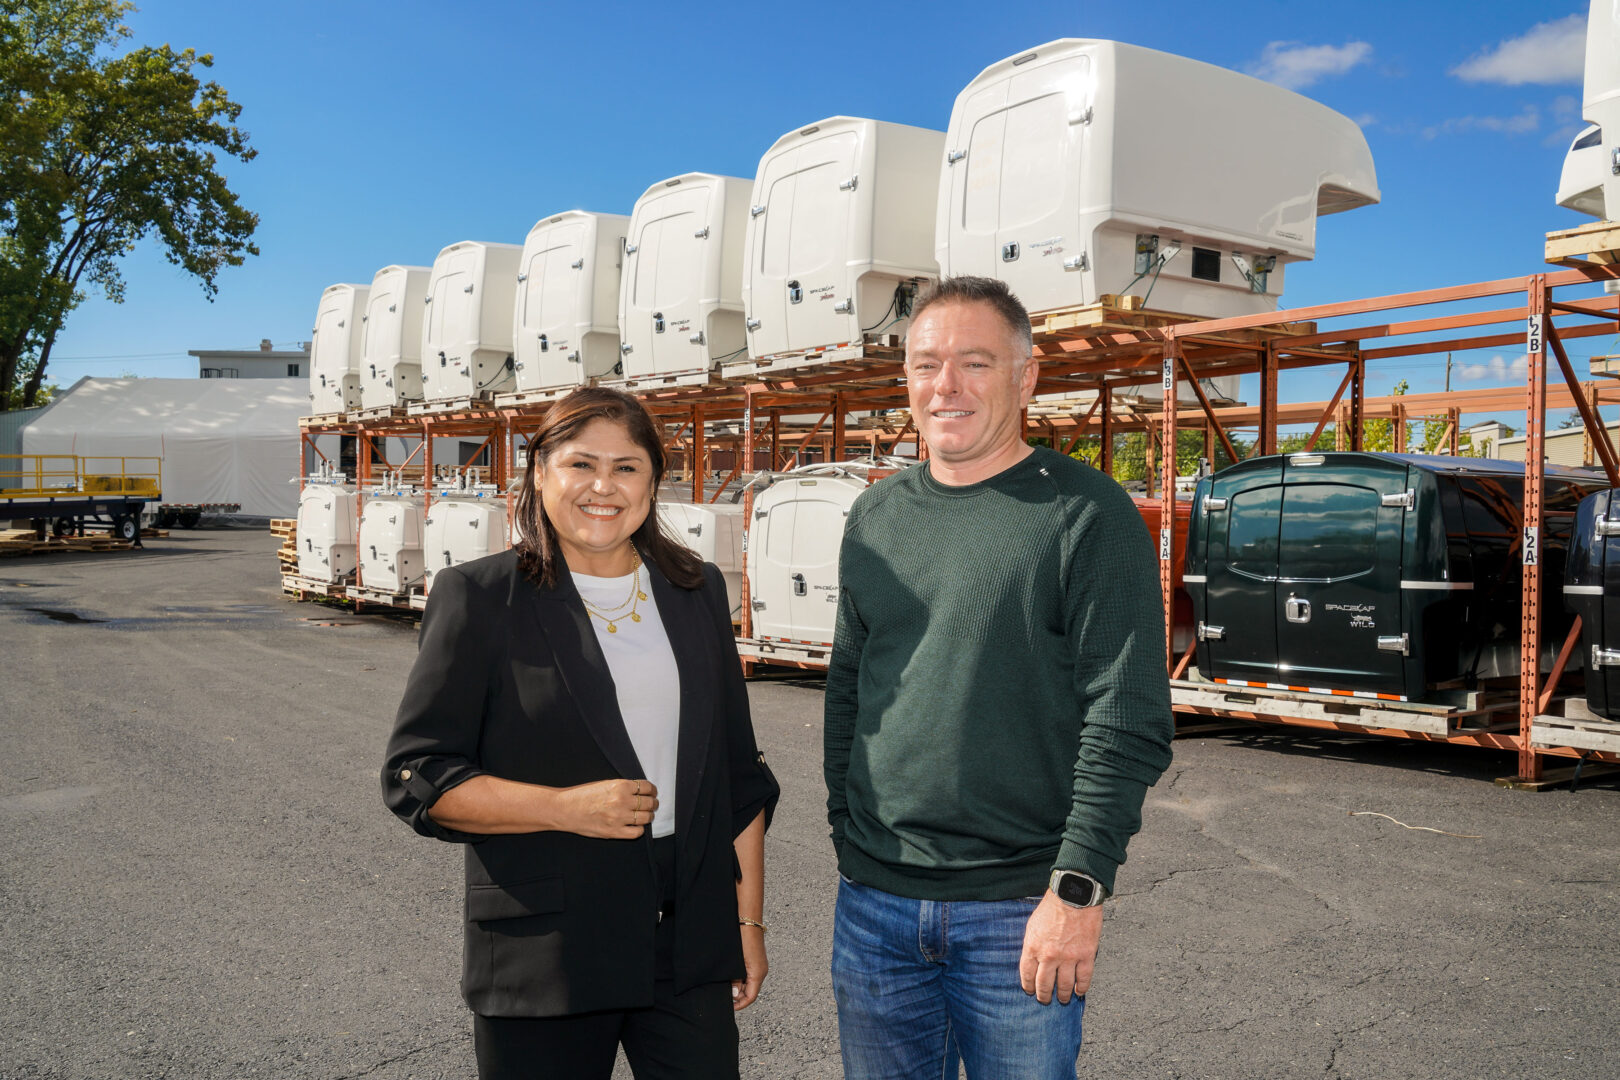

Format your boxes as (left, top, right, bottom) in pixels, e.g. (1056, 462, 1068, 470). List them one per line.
(738, 917, 767, 933)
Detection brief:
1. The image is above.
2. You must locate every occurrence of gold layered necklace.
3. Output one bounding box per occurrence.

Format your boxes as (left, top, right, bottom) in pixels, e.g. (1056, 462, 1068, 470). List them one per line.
(579, 548, 647, 634)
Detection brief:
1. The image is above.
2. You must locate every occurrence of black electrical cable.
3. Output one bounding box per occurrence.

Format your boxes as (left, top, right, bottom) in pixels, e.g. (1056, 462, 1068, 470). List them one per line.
(862, 288, 900, 333)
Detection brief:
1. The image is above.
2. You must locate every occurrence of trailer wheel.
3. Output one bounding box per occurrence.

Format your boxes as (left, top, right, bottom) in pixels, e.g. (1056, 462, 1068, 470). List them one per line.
(179, 511, 201, 529)
(52, 517, 72, 537)
(113, 516, 138, 541)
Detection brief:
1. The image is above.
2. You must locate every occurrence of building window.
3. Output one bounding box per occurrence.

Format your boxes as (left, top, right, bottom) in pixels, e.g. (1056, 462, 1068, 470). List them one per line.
(288, 363, 301, 376)
(201, 367, 239, 378)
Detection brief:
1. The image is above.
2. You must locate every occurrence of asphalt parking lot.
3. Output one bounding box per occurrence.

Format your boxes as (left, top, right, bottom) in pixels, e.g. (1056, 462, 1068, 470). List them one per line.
(1, 529, 1616, 1079)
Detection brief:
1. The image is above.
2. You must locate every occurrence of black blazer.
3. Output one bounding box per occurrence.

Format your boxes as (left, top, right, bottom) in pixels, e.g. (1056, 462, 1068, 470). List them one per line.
(382, 547, 778, 1018)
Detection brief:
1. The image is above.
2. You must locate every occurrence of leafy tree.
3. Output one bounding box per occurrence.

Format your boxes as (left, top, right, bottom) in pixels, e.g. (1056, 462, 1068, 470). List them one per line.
(1361, 379, 1411, 452)
(0, 0, 258, 407)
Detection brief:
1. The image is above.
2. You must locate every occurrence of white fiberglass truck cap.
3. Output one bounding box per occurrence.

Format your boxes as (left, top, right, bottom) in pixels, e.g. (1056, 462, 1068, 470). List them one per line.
(936, 39, 1380, 320)
(419, 240, 523, 401)
(308, 283, 370, 413)
(513, 211, 629, 393)
(743, 117, 943, 360)
(617, 173, 752, 382)
(296, 468, 357, 583)
(359, 265, 432, 409)
(358, 485, 425, 594)
(1557, 1, 1620, 220)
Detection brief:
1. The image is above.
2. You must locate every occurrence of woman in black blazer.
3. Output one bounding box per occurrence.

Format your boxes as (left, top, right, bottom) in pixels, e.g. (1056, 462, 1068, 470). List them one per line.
(383, 387, 778, 1080)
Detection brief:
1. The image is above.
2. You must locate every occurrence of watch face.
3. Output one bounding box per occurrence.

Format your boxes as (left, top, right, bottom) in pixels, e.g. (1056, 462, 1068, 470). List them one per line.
(1056, 872, 1099, 906)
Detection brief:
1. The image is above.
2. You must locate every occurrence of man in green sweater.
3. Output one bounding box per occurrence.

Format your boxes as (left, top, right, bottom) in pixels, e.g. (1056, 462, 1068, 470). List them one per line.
(824, 276, 1174, 1079)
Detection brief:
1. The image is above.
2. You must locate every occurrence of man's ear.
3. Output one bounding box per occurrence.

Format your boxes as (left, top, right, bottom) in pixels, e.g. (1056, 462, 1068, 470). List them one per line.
(1018, 355, 1038, 403)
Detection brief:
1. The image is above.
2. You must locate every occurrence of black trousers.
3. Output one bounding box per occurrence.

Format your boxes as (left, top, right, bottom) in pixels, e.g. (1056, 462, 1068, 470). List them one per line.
(473, 836, 740, 1080)
(474, 981, 738, 1080)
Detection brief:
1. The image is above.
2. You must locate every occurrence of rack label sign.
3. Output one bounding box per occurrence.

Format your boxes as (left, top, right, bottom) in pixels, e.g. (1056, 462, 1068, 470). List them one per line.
(1527, 314, 1544, 356)
(1162, 357, 1174, 392)
(1523, 527, 1539, 566)
(1160, 526, 1171, 561)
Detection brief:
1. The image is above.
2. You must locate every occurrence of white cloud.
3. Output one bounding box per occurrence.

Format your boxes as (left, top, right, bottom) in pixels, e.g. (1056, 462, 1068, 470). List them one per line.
(1246, 41, 1373, 90)
(1352, 112, 1378, 129)
(1450, 13, 1585, 86)
(1455, 354, 1530, 381)
(1545, 93, 1587, 146)
(1423, 104, 1541, 139)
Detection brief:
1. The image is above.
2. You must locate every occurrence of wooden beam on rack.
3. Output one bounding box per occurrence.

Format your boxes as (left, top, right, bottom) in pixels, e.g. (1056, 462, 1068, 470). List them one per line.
(881, 417, 913, 456)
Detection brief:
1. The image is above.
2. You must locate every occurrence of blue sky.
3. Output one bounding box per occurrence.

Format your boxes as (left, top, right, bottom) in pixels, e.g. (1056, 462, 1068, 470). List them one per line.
(43, 1, 1612, 424)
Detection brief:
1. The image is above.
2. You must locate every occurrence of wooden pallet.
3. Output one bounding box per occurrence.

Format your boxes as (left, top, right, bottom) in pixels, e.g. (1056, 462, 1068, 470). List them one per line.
(1030, 294, 1315, 346)
(299, 411, 348, 426)
(407, 394, 501, 417)
(718, 339, 905, 384)
(1530, 714, 1620, 754)
(349, 404, 410, 421)
(492, 385, 583, 409)
(281, 573, 351, 598)
(1168, 677, 1510, 738)
(600, 368, 714, 393)
(0, 529, 134, 556)
(346, 583, 422, 608)
(1545, 219, 1620, 268)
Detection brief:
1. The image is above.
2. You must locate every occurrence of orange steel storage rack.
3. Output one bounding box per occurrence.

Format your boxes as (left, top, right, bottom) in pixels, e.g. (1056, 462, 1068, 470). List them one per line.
(1152, 266, 1620, 785)
(286, 262, 1620, 784)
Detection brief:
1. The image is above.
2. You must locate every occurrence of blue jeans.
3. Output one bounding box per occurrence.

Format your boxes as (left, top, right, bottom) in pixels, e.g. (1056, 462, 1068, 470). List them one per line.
(831, 875, 1085, 1080)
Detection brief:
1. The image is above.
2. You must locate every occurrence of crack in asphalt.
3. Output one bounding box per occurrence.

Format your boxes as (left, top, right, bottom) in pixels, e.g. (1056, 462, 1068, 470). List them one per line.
(331, 1035, 462, 1079)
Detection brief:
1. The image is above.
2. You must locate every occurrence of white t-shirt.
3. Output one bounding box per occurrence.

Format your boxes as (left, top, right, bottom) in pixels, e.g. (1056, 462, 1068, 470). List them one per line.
(572, 567, 680, 838)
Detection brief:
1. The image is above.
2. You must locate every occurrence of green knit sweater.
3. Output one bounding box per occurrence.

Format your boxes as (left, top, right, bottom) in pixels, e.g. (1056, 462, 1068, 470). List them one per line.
(824, 447, 1174, 900)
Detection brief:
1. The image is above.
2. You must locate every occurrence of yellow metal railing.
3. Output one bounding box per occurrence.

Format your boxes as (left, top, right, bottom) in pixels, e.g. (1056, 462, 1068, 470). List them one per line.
(0, 454, 162, 500)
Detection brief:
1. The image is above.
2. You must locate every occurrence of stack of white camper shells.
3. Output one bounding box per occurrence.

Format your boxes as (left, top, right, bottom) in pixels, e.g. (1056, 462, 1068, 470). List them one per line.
(748, 467, 873, 646)
(1557, 2, 1620, 220)
(616, 174, 752, 386)
(657, 499, 745, 619)
(421, 470, 509, 590)
(512, 212, 630, 395)
(295, 465, 358, 583)
(308, 284, 370, 414)
(936, 39, 1379, 328)
(420, 241, 524, 402)
(359, 265, 432, 409)
(743, 117, 943, 367)
(358, 475, 425, 594)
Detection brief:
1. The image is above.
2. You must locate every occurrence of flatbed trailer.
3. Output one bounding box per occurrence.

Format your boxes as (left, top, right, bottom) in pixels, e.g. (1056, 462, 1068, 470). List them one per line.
(1, 454, 162, 544)
(154, 502, 240, 529)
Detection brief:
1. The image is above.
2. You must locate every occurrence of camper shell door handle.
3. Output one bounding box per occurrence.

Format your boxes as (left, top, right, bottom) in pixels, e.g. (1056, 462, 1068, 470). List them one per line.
(1284, 595, 1311, 623)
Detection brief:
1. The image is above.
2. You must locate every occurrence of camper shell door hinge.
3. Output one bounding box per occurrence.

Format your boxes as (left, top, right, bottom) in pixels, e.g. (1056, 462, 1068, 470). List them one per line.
(1381, 490, 1415, 510)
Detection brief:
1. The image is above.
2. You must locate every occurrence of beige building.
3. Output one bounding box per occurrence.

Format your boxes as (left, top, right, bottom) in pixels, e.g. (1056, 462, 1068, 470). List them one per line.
(188, 339, 310, 379)
(1494, 420, 1619, 467)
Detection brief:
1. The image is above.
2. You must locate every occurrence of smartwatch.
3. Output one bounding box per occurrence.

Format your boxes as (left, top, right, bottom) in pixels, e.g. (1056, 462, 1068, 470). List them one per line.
(1049, 869, 1109, 908)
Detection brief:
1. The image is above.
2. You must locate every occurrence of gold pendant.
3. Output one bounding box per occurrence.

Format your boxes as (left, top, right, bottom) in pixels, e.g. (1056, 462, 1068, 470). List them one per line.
(606, 622, 618, 634)
(637, 591, 648, 601)
(631, 612, 642, 623)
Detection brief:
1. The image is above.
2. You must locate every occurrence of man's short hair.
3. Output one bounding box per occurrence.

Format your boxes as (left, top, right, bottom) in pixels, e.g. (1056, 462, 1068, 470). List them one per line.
(911, 276, 1034, 359)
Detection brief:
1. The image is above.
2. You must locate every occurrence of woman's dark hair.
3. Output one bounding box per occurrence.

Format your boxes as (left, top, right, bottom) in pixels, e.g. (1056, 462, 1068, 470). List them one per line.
(514, 387, 704, 590)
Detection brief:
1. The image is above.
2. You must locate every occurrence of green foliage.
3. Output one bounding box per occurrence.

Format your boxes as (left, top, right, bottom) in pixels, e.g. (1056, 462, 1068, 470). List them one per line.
(0, 0, 258, 407)
(2, 376, 55, 410)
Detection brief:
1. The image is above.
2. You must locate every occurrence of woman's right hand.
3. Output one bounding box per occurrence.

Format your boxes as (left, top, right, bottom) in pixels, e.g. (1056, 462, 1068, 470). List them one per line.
(552, 779, 658, 839)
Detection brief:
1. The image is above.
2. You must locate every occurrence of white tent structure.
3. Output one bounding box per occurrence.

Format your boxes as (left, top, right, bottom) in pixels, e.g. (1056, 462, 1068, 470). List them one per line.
(20, 377, 315, 518)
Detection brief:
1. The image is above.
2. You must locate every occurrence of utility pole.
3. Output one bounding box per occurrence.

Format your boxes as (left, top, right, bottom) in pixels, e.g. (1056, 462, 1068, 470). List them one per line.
(1445, 352, 1451, 393)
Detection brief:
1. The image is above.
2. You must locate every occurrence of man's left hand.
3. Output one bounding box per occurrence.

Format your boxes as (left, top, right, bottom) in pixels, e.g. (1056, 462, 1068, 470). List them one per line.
(1019, 890, 1102, 1005)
